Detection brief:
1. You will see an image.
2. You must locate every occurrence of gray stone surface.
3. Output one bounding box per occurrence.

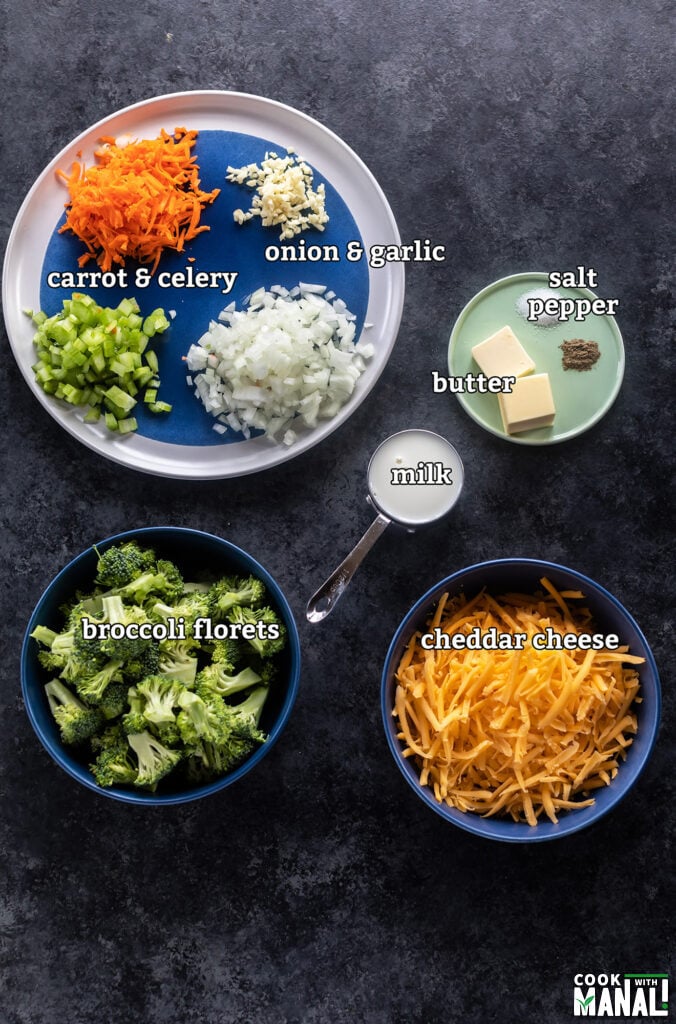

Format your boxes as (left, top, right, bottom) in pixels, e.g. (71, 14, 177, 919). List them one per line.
(1, 1, 674, 1022)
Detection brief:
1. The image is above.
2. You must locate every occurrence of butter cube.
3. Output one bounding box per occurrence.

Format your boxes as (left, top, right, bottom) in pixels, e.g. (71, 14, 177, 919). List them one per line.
(498, 373, 556, 433)
(471, 325, 535, 379)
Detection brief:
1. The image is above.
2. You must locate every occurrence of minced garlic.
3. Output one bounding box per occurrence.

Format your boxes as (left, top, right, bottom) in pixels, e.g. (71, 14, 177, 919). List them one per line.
(226, 150, 329, 240)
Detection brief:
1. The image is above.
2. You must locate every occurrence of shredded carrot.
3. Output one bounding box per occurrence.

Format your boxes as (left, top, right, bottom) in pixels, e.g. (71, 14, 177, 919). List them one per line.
(393, 580, 643, 825)
(57, 127, 220, 273)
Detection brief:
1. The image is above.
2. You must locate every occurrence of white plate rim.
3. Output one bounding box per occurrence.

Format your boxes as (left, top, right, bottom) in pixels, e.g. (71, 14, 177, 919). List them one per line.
(3, 90, 405, 478)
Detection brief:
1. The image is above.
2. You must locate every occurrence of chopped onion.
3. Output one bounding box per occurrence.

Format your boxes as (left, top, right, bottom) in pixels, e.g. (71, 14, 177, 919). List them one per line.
(298, 282, 326, 295)
(185, 286, 372, 444)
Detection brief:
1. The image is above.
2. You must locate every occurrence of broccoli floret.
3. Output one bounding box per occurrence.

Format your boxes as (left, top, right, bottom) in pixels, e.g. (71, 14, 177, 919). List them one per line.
(182, 581, 211, 594)
(121, 687, 147, 735)
(183, 753, 221, 785)
(90, 722, 126, 753)
(188, 736, 253, 777)
(120, 641, 160, 683)
(90, 741, 138, 787)
(37, 647, 72, 675)
(108, 557, 184, 605)
(122, 711, 147, 736)
(209, 575, 266, 618)
(137, 676, 182, 725)
(50, 629, 77, 660)
(94, 541, 157, 589)
(158, 640, 198, 687)
(226, 605, 287, 658)
(252, 659, 278, 688)
(99, 595, 137, 626)
(150, 592, 210, 634)
(190, 727, 261, 778)
(67, 602, 108, 668)
(97, 680, 128, 721)
(30, 625, 59, 648)
(163, 633, 202, 657)
(175, 690, 222, 746)
(195, 663, 261, 699)
(45, 679, 103, 746)
(74, 658, 124, 704)
(33, 627, 92, 683)
(100, 594, 149, 650)
(128, 731, 182, 787)
(155, 560, 185, 603)
(153, 720, 182, 748)
(227, 685, 269, 739)
(69, 598, 154, 682)
(188, 686, 269, 777)
(210, 637, 243, 673)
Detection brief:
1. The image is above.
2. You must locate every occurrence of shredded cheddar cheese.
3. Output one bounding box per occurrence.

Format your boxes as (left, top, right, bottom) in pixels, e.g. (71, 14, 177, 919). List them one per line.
(393, 579, 643, 826)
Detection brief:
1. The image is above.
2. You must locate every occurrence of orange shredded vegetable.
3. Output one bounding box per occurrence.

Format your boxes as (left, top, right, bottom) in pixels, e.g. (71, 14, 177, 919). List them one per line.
(57, 127, 220, 273)
(393, 579, 643, 826)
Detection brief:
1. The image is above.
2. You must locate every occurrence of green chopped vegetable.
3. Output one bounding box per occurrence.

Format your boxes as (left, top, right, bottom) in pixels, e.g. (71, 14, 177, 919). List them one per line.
(27, 293, 172, 433)
(31, 541, 288, 791)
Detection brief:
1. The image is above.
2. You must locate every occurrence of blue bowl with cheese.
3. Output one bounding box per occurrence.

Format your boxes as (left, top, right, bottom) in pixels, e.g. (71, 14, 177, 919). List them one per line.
(381, 558, 660, 842)
(21, 526, 301, 805)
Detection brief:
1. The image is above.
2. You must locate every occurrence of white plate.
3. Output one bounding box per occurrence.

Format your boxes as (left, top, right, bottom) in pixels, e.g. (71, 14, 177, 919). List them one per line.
(3, 91, 404, 479)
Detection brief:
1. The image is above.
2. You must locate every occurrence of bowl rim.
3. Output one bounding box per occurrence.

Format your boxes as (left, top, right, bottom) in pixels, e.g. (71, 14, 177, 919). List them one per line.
(21, 526, 301, 805)
(380, 557, 661, 843)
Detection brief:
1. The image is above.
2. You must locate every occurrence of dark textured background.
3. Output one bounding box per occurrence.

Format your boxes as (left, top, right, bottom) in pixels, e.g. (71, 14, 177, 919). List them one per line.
(1, 2, 674, 1022)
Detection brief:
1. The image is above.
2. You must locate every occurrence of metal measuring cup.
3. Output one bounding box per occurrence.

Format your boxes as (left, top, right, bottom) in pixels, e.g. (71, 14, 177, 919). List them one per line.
(306, 429, 464, 622)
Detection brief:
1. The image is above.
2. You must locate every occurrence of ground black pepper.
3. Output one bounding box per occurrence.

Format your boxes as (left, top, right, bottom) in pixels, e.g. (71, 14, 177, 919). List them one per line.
(560, 338, 601, 371)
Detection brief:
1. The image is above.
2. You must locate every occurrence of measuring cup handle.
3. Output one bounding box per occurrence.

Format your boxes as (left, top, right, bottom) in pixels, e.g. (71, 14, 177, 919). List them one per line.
(306, 512, 391, 623)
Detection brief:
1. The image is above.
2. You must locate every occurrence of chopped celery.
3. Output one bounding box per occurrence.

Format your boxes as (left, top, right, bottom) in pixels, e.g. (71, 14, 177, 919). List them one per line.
(103, 384, 136, 414)
(133, 366, 154, 387)
(117, 297, 137, 316)
(117, 417, 138, 434)
(145, 350, 159, 374)
(143, 310, 170, 337)
(27, 292, 171, 434)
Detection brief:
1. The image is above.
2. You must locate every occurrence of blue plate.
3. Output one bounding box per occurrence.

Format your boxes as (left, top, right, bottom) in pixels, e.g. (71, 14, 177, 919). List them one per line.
(40, 129, 370, 447)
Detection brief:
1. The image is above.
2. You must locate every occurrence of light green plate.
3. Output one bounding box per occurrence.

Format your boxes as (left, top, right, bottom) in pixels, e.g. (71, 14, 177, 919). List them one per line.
(447, 272, 625, 445)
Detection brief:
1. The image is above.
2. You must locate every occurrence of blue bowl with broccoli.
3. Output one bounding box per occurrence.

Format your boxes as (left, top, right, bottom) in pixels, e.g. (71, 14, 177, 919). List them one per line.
(21, 527, 301, 804)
